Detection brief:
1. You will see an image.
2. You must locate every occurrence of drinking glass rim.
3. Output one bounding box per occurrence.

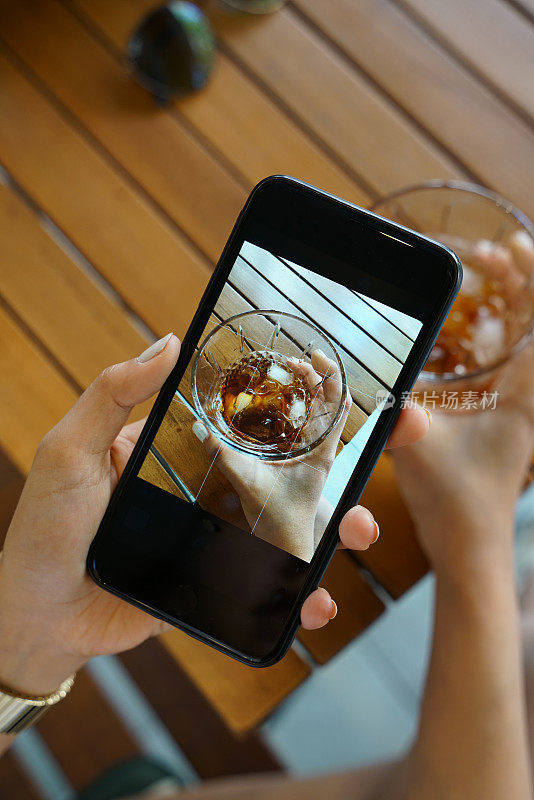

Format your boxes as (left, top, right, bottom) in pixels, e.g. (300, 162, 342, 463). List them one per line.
(370, 179, 534, 236)
(191, 309, 348, 461)
(371, 180, 534, 384)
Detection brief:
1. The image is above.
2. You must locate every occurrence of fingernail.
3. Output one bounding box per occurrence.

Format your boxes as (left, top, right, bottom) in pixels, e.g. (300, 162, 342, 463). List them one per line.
(192, 421, 208, 442)
(312, 348, 327, 359)
(137, 333, 173, 363)
(423, 406, 432, 425)
(371, 520, 380, 544)
(513, 230, 534, 251)
(329, 600, 337, 620)
(356, 505, 378, 543)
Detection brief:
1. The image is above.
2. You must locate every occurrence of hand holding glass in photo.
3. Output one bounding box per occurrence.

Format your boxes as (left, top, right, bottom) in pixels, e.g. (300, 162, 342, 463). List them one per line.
(191, 311, 349, 561)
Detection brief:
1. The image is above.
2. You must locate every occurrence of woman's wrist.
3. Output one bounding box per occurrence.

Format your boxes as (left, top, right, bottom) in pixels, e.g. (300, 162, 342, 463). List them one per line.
(0, 632, 83, 697)
(429, 519, 516, 590)
(414, 506, 515, 574)
(0, 604, 84, 697)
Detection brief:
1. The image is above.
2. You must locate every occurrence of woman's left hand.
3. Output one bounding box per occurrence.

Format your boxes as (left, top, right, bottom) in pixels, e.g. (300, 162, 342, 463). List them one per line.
(0, 335, 429, 696)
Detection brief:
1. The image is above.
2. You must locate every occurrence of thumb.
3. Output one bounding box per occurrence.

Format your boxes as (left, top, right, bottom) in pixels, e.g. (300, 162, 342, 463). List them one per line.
(499, 339, 534, 417)
(58, 333, 180, 456)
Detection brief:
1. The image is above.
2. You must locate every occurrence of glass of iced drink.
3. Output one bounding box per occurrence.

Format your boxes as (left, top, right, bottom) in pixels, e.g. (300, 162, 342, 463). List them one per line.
(191, 310, 347, 459)
(372, 182, 534, 412)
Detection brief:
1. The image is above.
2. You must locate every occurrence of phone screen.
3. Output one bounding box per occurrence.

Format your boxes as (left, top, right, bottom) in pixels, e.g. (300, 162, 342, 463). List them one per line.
(89, 178, 459, 663)
(138, 239, 422, 564)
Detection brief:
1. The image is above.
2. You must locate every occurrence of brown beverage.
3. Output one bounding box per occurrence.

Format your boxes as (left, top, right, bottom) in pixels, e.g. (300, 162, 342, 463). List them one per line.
(218, 351, 311, 452)
(426, 258, 508, 377)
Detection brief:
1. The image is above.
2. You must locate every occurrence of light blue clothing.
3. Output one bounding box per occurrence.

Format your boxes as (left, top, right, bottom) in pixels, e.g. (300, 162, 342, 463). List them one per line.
(322, 405, 384, 508)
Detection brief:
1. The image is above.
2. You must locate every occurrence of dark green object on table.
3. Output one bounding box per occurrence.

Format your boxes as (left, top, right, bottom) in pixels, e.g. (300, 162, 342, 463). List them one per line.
(75, 757, 183, 800)
(128, 1, 216, 105)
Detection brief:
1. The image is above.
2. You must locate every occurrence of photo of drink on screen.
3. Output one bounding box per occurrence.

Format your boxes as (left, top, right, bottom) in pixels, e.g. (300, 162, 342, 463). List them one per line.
(138, 241, 422, 563)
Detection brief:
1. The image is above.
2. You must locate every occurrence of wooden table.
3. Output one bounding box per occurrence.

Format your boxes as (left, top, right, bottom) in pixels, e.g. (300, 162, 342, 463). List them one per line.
(0, 0, 533, 750)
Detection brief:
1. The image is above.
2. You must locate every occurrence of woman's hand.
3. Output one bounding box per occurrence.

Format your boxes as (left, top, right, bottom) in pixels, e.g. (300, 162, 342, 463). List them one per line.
(0, 335, 429, 697)
(393, 231, 534, 577)
(192, 349, 352, 561)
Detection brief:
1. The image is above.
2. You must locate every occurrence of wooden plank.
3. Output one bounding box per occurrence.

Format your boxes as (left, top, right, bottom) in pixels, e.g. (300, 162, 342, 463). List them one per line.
(399, 0, 534, 123)
(161, 628, 310, 734)
(0, 181, 165, 433)
(0, 183, 148, 384)
(213, 5, 461, 195)
(0, 753, 41, 800)
(357, 453, 428, 598)
(0, 0, 244, 264)
(294, 0, 534, 222)
(0, 306, 78, 474)
(298, 551, 384, 664)
(70, 0, 370, 209)
(0, 50, 210, 339)
(120, 639, 281, 777)
(36, 668, 139, 791)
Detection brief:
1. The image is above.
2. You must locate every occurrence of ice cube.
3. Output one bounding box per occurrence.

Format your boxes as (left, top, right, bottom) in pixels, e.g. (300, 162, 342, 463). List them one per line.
(288, 398, 307, 424)
(267, 362, 293, 385)
(472, 316, 505, 365)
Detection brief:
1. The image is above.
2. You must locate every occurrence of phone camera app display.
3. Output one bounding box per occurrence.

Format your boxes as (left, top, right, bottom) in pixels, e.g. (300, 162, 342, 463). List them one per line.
(138, 241, 422, 563)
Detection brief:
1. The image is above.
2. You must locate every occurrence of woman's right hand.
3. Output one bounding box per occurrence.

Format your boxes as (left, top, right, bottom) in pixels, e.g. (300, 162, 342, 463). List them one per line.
(393, 232, 534, 576)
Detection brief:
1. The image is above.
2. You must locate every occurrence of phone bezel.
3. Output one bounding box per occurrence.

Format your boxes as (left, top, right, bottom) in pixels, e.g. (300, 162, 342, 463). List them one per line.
(87, 175, 462, 667)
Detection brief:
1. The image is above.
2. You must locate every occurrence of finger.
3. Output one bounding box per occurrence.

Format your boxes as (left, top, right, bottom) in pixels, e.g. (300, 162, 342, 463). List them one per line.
(288, 357, 322, 392)
(311, 348, 343, 405)
(110, 419, 149, 480)
(192, 419, 240, 476)
(472, 240, 523, 296)
(498, 339, 534, 418)
(301, 587, 337, 630)
(192, 420, 221, 460)
(385, 404, 430, 449)
(338, 505, 379, 550)
(58, 334, 180, 456)
(110, 435, 137, 484)
(120, 418, 147, 446)
(508, 230, 534, 276)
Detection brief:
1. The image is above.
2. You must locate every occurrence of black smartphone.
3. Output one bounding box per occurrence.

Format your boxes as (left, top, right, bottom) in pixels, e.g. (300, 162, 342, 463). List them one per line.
(87, 176, 461, 667)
